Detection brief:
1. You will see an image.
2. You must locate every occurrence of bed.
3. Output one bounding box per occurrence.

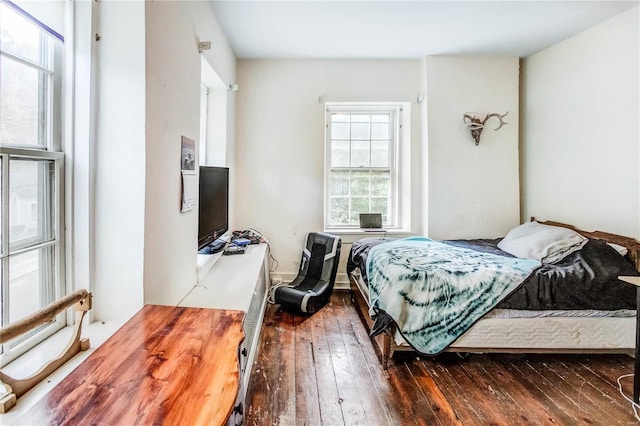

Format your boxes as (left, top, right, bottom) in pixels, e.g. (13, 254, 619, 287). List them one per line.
(347, 219, 640, 368)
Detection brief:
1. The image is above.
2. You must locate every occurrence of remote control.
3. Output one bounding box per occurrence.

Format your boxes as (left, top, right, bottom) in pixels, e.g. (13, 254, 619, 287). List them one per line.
(224, 246, 246, 255)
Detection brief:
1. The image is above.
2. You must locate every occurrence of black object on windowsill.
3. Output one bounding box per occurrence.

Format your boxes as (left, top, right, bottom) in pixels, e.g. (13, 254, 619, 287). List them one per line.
(198, 238, 227, 255)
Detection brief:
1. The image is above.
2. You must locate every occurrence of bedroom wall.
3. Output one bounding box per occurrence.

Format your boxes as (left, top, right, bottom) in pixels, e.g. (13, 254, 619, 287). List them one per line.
(93, 0, 146, 321)
(144, 1, 237, 306)
(235, 59, 422, 284)
(424, 56, 521, 240)
(521, 7, 639, 238)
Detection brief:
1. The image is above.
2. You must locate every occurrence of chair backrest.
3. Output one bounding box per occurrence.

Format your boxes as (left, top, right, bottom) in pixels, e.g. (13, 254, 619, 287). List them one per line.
(298, 232, 341, 285)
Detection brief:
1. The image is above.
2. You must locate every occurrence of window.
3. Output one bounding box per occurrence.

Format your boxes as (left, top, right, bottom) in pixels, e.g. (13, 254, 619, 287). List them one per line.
(0, 2, 65, 362)
(199, 83, 208, 166)
(199, 56, 229, 167)
(325, 104, 402, 229)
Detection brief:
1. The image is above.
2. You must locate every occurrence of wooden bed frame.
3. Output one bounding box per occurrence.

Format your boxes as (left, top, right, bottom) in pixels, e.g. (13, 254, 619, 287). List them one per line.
(349, 219, 640, 369)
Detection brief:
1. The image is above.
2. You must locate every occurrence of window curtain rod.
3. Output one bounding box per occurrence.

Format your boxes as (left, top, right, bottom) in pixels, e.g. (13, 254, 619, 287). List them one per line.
(1, 0, 64, 42)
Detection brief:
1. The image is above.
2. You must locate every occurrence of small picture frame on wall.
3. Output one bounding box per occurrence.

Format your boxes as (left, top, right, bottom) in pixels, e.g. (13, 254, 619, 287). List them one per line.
(181, 136, 196, 171)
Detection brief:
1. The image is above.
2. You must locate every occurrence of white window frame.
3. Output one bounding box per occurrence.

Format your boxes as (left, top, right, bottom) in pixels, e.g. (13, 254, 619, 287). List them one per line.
(324, 103, 404, 230)
(199, 82, 208, 166)
(0, 2, 66, 364)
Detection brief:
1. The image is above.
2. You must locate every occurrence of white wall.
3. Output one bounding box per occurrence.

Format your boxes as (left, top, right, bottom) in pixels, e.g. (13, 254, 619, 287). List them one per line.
(70, 0, 95, 320)
(14, 0, 65, 36)
(235, 59, 422, 281)
(93, 0, 146, 320)
(143, 1, 236, 305)
(425, 56, 521, 239)
(521, 7, 639, 238)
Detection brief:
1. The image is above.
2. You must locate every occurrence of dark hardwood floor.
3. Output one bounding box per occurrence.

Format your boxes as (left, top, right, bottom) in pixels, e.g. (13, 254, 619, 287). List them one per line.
(247, 292, 637, 425)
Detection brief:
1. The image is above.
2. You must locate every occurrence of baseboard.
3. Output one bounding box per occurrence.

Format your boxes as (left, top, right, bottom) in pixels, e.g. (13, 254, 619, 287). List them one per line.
(272, 272, 350, 291)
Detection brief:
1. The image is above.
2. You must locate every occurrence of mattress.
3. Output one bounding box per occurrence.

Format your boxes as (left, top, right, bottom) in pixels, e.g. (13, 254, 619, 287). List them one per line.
(348, 237, 638, 311)
(351, 267, 635, 351)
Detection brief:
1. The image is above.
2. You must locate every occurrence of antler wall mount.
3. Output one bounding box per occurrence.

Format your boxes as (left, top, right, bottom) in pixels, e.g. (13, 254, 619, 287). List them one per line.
(463, 111, 509, 145)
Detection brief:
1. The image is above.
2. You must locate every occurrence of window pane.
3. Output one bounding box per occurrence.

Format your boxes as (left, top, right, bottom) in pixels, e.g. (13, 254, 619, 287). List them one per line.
(371, 172, 390, 196)
(10, 159, 55, 249)
(351, 122, 370, 140)
(330, 197, 349, 225)
(331, 140, 349, 167)
(0, 57, 48, 147)
(350, 171, 369, 196)
(0, 263, 3, 330)
(0, 160, 2, 250)
(330, 171, 349, 196)
(9, 246, 54, 323)
(371, 198, 389, 223)
(350, 198, 369, 224)
(371, 140, 389, 167)
(331, 122, 349, 140)
(371, 122, 389, 140)
(350, 140, 369, 167)
(0, 5, 51, 68)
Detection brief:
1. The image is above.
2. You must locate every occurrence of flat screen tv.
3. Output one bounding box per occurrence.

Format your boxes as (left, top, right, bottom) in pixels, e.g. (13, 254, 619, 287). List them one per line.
(198, 166, 229, 250)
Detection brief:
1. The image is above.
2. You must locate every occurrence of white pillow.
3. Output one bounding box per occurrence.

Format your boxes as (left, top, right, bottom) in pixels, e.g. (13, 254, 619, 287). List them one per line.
(498, 221, 588, 264)
(607, 242, 628, 257)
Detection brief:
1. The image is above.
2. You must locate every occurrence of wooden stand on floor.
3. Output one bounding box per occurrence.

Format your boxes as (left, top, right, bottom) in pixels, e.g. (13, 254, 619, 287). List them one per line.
(0, 289, 92, 413)
(619, 276, 640, 404)
(16, 305, 244, 425)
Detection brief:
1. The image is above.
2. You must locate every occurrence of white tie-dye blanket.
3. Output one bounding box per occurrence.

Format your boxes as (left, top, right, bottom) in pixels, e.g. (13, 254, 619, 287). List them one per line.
(367, 237, 541, 354)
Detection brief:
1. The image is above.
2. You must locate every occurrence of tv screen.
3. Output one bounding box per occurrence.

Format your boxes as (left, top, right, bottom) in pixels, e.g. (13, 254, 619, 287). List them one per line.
(198, 166, 229, 250)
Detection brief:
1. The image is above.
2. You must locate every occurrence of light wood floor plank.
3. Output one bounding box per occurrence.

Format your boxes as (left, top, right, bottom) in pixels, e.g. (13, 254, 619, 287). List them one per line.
(294, 314, 322, 426)
(308, 301, 346, 425)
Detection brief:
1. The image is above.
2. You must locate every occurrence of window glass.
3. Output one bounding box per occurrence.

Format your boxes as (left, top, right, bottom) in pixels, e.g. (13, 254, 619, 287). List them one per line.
(0, 5, 51, 67)
(371, 140, 389, 167)
(350, 140, 369, 167)
(371, 198, 389, 223)
(350, 197, 369, 223)
(350, 122, 370, 140)
(9, 159, 55, 249)
(350, 171, 370, 196)
(371, 122, 389, 140)
(0, 58, 49, 147)
(371, 172, 390, 196)
(330, 171, 349, 196)
(331, 140, 349, 167)
(9, 247, 54, 323)
(331, 122, 349, 140)
(330, 197, 348, 225)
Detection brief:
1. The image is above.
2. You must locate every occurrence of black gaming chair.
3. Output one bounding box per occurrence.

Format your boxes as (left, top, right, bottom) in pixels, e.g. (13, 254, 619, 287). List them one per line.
(272, 232, 341, 315)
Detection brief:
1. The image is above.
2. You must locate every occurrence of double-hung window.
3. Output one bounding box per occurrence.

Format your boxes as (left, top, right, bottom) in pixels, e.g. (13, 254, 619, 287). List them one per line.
(0, 2, 65, 362)
(325, 104, 402, 229)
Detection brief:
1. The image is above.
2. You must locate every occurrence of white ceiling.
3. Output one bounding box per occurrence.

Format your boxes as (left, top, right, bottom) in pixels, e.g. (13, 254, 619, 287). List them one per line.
(210, 1, 638, 59)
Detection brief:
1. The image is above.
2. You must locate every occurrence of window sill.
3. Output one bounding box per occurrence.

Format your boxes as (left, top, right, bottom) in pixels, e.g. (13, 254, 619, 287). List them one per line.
(324, 228, 414, 244)
(0, 318, 127, 423)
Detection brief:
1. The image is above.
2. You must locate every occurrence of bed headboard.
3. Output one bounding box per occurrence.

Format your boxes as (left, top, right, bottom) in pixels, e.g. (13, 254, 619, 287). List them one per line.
(532, 218, 640, 273)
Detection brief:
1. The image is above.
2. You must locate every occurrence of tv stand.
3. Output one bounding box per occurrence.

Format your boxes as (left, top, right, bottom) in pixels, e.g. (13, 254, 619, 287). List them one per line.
(182, 244, 270, 412)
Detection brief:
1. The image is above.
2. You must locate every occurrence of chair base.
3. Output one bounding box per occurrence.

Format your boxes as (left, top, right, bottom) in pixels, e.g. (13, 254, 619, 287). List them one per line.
(274, 277, 332, 315)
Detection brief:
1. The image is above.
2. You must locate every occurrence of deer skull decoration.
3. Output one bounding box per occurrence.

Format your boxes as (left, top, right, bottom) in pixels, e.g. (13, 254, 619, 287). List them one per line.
(463, 112, 509, 145)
